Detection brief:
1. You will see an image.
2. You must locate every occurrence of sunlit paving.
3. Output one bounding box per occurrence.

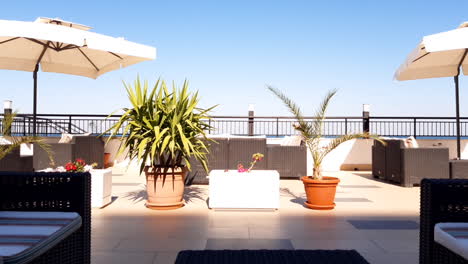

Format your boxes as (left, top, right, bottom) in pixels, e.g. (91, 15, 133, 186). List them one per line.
(91, 170, 420, 264)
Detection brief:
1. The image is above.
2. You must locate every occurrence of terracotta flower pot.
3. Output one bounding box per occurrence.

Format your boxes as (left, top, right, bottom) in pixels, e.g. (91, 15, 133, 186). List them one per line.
(301, 176, 340, 210)
(145, 166, 187, 210)
(103, 153, 111, 168)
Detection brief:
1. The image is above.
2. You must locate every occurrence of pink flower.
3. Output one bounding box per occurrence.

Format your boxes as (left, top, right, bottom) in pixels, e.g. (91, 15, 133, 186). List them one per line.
(237, 163, 246, 173)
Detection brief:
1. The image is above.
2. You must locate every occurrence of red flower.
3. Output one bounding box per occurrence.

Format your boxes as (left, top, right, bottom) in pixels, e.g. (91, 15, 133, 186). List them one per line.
(65, 162, 75, 172)
(76, 159, 85, 165)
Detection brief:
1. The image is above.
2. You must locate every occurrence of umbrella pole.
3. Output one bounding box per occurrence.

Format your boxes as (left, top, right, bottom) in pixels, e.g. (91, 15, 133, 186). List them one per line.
(454, 75, 461, 159)
(33, 64, 38, 136)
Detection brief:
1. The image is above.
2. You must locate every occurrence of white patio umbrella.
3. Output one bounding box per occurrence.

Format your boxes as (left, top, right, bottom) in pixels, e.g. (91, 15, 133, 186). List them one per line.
(0, 17, 156, 135)
(395, 22, 468, 159)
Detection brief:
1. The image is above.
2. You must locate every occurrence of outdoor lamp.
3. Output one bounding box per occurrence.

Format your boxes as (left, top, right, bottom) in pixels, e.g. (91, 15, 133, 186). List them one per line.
(362, 104, 370, 133)
(248, 104, 255, 136)
(3, 100, 12, 136)
(3, 100, 12, 111)
(362, 104, 370, 113)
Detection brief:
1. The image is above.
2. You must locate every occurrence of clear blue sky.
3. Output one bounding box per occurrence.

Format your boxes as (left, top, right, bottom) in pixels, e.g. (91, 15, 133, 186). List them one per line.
(1, 1, 468, 117)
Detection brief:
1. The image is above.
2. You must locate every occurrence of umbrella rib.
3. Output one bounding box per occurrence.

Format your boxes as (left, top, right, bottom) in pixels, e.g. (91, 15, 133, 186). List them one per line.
(108, 52, 123, 59)
(0, 37, 20, 45)
(25, 38, 74, 52)
(456, 49, 468, 74)
(36, 41, 50, 66)
(412, 52, 430, 63)
(77, 47, 100, 71)
(60, 44, 80, 51)
(25, 38, 49, 48)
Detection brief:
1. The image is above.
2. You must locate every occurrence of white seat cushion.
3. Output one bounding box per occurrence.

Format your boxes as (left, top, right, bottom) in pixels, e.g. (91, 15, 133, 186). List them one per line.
(58, 133, 73, 143)
(403, 136, 419, 148)
(0, 137, 12, 145)
(434, 222, 468, 260)
(0, 211, 82, 262)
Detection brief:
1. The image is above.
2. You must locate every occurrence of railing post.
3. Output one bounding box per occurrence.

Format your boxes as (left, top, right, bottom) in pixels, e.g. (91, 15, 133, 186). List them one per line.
(276, 118, 279, 137)
(413, 118, 417, 138)
(344, 118, 348, 135)
(23, 116, 26, 136)
(68, 115, 72, 134)
(248, 104, 254, 136)
(208, 119, 211, 134)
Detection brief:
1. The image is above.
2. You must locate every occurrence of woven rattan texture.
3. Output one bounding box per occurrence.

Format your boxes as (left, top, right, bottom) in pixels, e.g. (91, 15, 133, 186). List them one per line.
(0, 171, 91, 264)
(420, 179, 468, 264)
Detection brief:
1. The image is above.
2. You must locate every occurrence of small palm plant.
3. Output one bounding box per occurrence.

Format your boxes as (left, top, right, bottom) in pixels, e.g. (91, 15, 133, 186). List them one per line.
(106, 77, 216, 209)
(106, 77, 216, 176)
(0, 112, 53, 164)
(268, 87, 383, 180)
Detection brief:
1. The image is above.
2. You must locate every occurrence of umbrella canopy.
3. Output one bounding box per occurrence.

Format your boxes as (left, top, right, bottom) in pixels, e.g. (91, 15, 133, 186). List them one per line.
(0, 17, 156, 134)
(395, 22, 468, 81)
(395, 22, 468, 159)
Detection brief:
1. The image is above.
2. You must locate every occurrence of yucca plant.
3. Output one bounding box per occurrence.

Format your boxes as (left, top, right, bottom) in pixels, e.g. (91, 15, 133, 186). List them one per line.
(0, 112, 53, 164)
(106, 77, 216, 176)
(268, 87, 384, 180)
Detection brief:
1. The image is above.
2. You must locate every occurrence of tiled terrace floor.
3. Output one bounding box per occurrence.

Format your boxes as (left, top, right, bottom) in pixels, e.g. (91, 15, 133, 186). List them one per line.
(91, 171, 420, 264)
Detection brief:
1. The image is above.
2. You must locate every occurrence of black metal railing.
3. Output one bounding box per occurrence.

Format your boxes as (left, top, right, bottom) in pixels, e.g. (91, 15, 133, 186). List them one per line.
(1, 113, 468, 138)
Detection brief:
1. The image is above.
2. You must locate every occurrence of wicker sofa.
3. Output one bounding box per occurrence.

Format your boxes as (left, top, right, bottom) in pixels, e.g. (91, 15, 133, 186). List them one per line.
(33, 136, 104, 170)
(420, 179, 468, 263)
(0, 171, 91, 264)
(372, 139, 450, 187)
(188, 136, 307, 184)
(0, 136, 104, 172)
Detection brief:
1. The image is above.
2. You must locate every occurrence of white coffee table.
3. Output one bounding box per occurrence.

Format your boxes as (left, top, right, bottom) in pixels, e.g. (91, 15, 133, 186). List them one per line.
(90, 168, 112, 208)
(208, 170, 280, 210)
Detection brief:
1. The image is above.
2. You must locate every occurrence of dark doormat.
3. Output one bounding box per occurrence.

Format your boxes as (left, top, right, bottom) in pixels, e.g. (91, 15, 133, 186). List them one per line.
(175, 249, 370, 264)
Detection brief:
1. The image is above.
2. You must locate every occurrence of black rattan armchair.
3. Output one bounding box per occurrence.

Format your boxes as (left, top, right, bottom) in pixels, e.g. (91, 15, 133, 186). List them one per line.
(371, 140, 386, 179)
(372, 139, 449, 187)
(0, 171, 91, 264)
(420, 179, 468, 264)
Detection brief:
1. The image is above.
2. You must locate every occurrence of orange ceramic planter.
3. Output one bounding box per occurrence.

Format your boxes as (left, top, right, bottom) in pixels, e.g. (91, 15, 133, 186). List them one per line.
(145, 166, 187, 210)
(301, 176, 340, 210)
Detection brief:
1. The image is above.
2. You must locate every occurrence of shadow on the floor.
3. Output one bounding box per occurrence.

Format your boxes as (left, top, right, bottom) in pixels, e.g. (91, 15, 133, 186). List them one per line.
(122, 185, 207, 204)
(352, 172, 389, 184)
(352, 172, 416, 188)
(351, 172, 374, 179)
(123, 186, 147, 203)
(184, 185, 208, 204)
(280, 187, 307, 207)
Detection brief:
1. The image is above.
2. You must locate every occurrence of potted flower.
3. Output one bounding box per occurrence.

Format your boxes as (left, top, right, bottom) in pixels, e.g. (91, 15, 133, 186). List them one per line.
(237, 153, 264, 172)
(210, 152, 279, 209)
(107, 78, 215, 210)
(269, 87, 384, 210)
(64, 158, 97, 172)
(41, 158, 112, 208)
